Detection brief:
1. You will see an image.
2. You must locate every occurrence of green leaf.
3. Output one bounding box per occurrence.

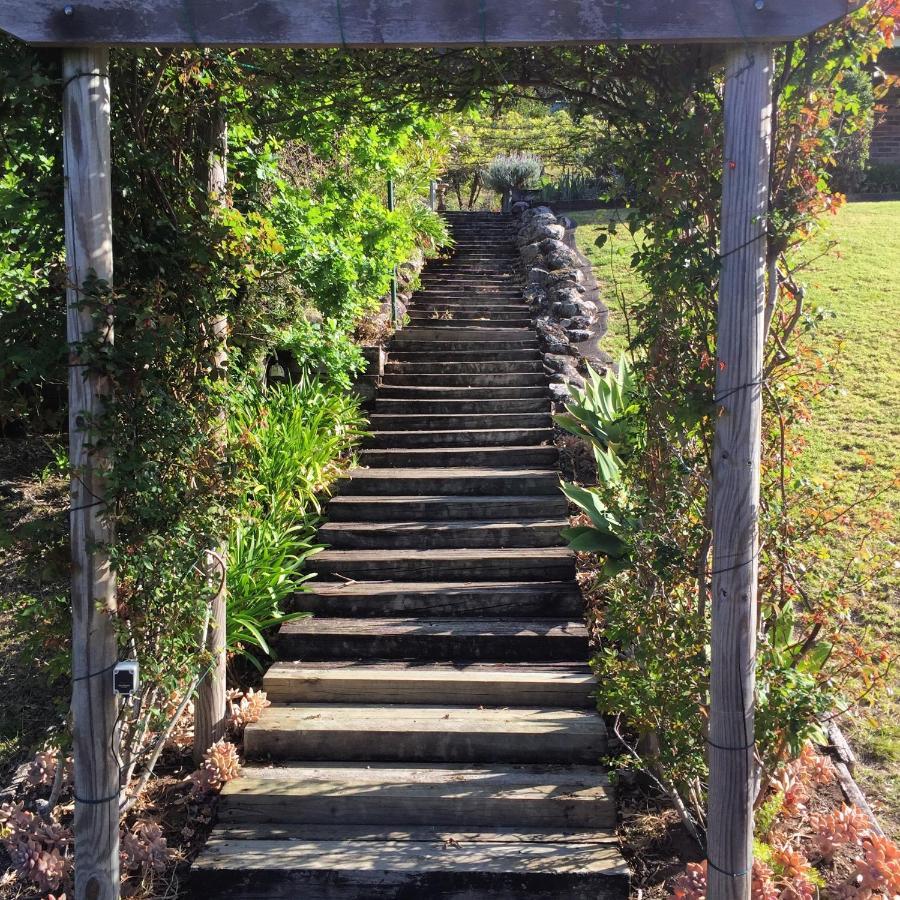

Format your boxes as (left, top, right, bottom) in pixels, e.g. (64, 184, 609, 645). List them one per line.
(771, 599, 795, 649)
(798, 641, 832, 674)
(562, 525, 629, 557)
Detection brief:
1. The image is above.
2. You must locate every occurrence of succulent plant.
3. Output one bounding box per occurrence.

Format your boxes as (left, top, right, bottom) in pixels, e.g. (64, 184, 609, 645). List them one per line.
(669, 860, 707, 900)
(751, 860, 779, 900)
(773, 844, 814, 876)
(809, 804, 874, 861)
(797, 744, 834, 786)
(668, 859, 785, 900)
(190, 739, 242, 794)
(0, 802, 72, 892)
(770, 769, 809, 818)
(227, 688, 271, 731)
(121, 820, 172, 874)
(851, 833, 900, 897)
(26, 749, 58, 788)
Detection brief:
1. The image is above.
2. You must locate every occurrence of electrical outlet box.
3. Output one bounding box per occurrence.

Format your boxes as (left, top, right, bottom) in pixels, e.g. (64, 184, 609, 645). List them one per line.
(113, 660, 139, 696)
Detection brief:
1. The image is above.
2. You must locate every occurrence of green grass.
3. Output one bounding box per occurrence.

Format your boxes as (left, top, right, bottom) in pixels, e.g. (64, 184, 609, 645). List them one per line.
(569, 209, 647, 360)
(571, 201, 900, 837)
(797, 201, 900, 836)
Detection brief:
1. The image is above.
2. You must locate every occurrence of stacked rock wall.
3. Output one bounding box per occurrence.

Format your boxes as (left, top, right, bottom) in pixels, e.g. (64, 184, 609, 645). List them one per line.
(512, 203, 609, 405)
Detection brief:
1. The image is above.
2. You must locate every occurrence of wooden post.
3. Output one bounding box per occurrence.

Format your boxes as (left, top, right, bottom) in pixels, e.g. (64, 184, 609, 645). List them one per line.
(388, 178, 398, 324)
(62, 46, 120, 900)
(708, 44, 774, 900)
(194, 107, 229, 765)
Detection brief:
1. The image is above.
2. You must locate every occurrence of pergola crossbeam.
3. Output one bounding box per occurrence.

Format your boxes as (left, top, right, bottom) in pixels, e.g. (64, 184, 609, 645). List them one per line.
(0, 0, 863, 48)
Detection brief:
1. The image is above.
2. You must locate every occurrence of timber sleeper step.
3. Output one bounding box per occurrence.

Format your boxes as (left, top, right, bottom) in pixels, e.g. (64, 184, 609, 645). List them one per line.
(293, 579, 583, 618)
(360, 445, 558, 467)
(318, 517, 567, 550)
(326, 493, 566, 522)
(382, 372, 547, 385)
(217, 762, 612, 826)
(341, 466, 560, 496)
(389, 339, 540, 353)
(376, 385, 549, 398)
(375, 397, 548, 414)
(369, 412, 552, 430)
(388, 348, 541, 361)
(307, 547, 575, 582)
(191, 835, 628, 899)
(394, 327, 534, 343)
(243, 702, 606, 763)
(263, 663, 595, 707)
(275, 616, 588, 662)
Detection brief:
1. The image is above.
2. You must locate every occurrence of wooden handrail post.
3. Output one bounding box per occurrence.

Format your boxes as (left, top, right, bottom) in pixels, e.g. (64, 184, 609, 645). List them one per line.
(62, 46, 120, 900)
(194, 106, 229, 765)
(708, 43, 774, 900)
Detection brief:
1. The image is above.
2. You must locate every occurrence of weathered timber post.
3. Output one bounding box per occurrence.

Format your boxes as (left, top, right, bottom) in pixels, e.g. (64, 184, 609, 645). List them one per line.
(194, 106, 229, 765)
(62, 46, 120, 900)
(388, 178, 399, 324)
(708, 44, 774, 900)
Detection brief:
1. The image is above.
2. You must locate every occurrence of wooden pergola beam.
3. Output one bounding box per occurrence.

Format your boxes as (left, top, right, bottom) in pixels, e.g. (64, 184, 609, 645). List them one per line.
(0, 0, 861, 47)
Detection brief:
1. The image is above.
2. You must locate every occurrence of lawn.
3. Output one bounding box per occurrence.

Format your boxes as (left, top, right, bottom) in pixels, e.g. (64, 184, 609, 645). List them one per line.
(570, 200, 900, 837)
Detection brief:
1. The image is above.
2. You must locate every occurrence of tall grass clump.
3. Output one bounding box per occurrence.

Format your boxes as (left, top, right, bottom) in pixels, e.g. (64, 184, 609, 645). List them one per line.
(226, 377, 367, 667)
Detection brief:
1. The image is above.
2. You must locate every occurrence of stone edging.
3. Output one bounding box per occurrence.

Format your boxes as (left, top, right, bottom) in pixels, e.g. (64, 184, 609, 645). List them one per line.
(510, 202, 610, 405)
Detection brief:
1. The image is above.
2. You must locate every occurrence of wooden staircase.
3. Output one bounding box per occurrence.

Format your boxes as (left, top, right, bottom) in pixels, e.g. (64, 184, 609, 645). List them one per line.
(191, 212, 629, 898)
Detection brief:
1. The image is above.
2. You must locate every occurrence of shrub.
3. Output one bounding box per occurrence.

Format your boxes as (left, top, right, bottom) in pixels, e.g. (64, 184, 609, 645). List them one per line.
(483, 153, 543, 208)
(272, 317, 365, 390)
(483, 153, 543, 193)
(861, 162, 900, 193)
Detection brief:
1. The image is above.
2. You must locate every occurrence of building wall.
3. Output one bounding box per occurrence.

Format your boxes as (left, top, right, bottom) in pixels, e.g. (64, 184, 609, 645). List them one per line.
(871, 50, 900, 165)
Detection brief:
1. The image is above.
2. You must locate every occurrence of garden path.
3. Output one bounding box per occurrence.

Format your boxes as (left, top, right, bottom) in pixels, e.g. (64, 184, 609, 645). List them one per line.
(191, 212, 629, 898)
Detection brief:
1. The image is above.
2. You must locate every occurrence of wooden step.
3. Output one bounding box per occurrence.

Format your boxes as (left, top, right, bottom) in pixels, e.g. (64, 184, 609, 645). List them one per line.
(414, 295, 524, 306)
(276, 616, 587, 662)
(263, 663, 595, 707)
(408, 307, 529, 319)
(388, 348, 541, 362)
(377, 385, 548, 399)
(384, 366, 544, 380)
(326, 493, 566, 522)
(218, 763, 612, 826)
(407, 310, 530, 322)
(395, 327, 534, 343)
(375, 397, 548, 415)
(366, 427, 554, 449)
(192, 832, 628, 899)
(244, 703, 606, 763)
(360, 445, 557, 467)
(407, 317, 534, 329)
(295, 580, 583, 618)
(318, 518, 566, 550)
(341, 467, 559, 496)
(309, 547, 574, 583)
(390, 339, 539, 353)
(369, 412, 552, 430)
(383, 371, 546, 385)
(422, 275, 518, 283)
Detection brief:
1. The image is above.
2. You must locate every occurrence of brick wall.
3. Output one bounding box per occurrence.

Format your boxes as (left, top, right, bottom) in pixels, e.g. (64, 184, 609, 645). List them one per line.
(871, 50, 900, 165)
